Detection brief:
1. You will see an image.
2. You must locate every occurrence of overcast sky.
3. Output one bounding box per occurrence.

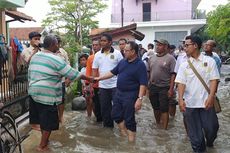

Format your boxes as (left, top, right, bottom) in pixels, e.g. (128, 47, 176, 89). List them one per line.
(9, 0, 228, 28)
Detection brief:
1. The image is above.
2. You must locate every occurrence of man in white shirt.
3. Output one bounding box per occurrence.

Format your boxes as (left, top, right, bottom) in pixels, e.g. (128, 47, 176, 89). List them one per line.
(175, 35, 219, 153)
(203, 40, 222, 75)
(92, 33, 123, 127)
(21, 31, 41, 64)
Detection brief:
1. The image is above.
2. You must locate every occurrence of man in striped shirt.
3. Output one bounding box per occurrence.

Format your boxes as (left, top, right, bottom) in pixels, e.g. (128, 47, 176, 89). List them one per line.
(28, 35, 90, 151)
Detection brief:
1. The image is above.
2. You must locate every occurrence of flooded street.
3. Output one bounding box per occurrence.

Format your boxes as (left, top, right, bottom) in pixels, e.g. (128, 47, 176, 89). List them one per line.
(22, 65, 230, 153)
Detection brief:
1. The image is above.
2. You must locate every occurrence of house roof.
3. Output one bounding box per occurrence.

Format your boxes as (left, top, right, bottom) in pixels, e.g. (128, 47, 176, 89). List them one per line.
(5, 9, 36, 22)
(10, 27, 43, 40)
(89, 23, 145, 41)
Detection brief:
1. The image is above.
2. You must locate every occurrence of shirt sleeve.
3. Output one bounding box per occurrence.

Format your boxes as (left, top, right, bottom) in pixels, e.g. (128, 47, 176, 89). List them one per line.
(21, 48, 31, 63)
(137, 62, 148, 86)
(58, 62, 79, 81)
(170, 56, 176, 73)
(92, 53, 99, 69)
(209, 58, 220, 80)
(175, 64, 186, 85)
(146, 56, 150, 72)
(86, 56, 93, 77)
(117, 51, 124, 62)
(110, 61, 120, 75)
(174, 57, 181, 73)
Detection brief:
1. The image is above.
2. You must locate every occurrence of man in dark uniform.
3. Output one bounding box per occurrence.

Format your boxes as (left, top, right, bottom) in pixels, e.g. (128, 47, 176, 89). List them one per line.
(95, 41, 148, 142)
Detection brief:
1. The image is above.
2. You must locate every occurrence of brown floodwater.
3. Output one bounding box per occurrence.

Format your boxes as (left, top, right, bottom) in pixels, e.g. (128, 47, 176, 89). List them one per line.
(22, 65, 230, 153)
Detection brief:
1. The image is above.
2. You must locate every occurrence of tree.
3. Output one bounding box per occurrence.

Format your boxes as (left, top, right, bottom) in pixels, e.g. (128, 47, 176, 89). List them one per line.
(205, 2, 230, 54)
(42, 0, 106, 56)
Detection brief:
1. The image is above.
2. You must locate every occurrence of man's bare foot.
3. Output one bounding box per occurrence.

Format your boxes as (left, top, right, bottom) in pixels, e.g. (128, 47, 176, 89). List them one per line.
(120, 129, 127, 137)
(36, 145, 50, 152)
(59, 117, 64, 123)
(32, 124, 41, 131)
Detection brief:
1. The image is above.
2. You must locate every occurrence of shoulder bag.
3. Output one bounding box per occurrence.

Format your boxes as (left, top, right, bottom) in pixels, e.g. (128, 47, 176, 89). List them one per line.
(187, 59, 221, 113)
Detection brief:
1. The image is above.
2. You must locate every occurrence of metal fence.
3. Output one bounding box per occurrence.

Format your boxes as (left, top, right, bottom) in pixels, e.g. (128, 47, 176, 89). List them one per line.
(0, 37, 29, 121)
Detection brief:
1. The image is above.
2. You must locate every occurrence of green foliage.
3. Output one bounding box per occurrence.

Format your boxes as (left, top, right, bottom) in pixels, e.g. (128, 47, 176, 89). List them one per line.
(69, 80, 82, 97)
(42, 0, 107, 55)
(205, 2, 230, 53)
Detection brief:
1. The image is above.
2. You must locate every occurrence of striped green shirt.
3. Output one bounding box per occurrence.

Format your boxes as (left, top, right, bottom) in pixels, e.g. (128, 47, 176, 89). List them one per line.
(28, 51, 79, 105)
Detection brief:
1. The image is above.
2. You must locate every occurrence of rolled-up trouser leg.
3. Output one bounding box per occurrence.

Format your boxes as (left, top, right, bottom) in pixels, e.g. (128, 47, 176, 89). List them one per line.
(112, 90, 138, 132)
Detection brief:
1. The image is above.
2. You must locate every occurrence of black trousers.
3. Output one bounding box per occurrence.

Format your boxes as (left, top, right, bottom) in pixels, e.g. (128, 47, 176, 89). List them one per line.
(98, 88, 116, 128)
(93, 88, 102, 122)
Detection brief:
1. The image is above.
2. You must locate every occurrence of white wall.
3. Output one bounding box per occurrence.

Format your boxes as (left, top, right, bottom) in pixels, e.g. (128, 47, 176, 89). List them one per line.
(136, 25, 192, 49)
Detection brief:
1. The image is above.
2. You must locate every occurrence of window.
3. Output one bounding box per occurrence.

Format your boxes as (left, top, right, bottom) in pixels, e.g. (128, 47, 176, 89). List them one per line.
(143, 3, 151, 21)
(155, 31, 187, 47)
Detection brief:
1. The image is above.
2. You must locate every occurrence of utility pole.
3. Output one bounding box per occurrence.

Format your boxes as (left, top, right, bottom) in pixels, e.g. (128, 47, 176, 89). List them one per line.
(121, 0, 124, 27)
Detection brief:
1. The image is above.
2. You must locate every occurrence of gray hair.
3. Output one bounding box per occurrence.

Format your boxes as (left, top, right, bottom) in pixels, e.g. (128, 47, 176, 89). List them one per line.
(43, 35, 58, 49)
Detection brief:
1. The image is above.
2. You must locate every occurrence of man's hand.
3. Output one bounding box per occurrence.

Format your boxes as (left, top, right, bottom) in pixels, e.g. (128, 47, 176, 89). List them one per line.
(65, 78, 71, 87)
(94, 77, 101, 81)
(204, 95, 215, 110)
(33, 45, 40, 53)
(168, 89, 174, 98)
(135, 99, 142, 111)
(87, 76, 97, 83)
(178, 99, 186, 112)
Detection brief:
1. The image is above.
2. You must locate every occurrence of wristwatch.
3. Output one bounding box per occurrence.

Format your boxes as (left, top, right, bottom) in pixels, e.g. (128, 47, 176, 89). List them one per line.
(138, 96, 143, 100)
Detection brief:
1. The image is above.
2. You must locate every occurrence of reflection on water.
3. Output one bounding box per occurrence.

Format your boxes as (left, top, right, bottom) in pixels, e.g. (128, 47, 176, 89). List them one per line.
(22, 65, 230, 153)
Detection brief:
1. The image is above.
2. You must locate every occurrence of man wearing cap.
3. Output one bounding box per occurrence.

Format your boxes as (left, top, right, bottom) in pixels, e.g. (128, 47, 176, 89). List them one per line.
(21, 31, 41, 64)
(146, 39, 176, 129)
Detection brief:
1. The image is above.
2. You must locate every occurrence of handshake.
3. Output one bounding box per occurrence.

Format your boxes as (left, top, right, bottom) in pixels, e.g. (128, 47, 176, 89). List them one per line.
(84, 76, 102, 83)
(82, 71, 113, 83)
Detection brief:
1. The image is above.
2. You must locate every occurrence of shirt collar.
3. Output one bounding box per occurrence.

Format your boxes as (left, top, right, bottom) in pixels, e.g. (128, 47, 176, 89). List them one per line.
(189, 53, 204, 62)
(101, 47, 114, 53)
(126, 57, 139, 63)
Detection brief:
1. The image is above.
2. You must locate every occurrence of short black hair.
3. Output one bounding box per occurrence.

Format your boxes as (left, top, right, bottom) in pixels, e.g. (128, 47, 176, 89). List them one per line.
(169, 45, 176, 49)
(79, 54, 89, 60)
(185, 35, 202, 49)
(101, 33, 112, 42)
(43, 35, 58, 49)
(29, 31, 41, 40)
(127, 41, 139, 54)
(55, 35, 62, 43)
(92, 39, 100, 43)
(148, 43, 154, 49)
(118, 38, 127, 43)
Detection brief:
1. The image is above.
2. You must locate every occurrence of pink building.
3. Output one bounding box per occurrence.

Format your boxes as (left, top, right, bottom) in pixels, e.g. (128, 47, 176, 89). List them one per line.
(109, 0, 206, 48)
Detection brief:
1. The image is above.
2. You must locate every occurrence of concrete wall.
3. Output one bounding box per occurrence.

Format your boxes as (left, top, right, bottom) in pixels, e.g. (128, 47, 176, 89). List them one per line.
(136, 25, 191, 49)
(112, 0, 193, 23)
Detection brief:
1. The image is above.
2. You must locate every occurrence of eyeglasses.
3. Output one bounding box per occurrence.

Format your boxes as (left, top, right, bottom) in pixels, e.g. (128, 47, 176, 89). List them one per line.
(184, 43, 194, 47)
(124, 49, 133, 52)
